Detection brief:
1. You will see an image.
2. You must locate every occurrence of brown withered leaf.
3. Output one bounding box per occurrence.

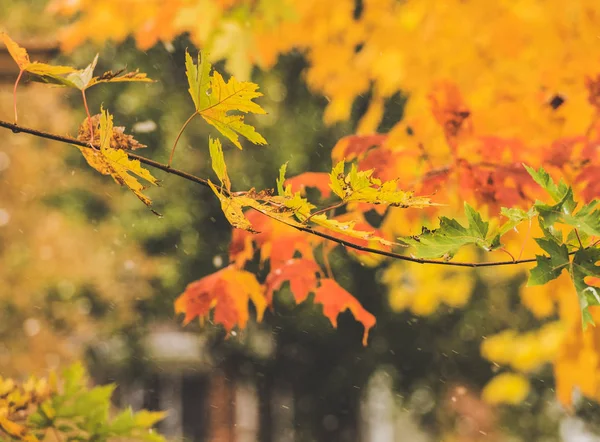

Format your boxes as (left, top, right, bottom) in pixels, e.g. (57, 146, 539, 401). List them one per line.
(77, 114, 146, 150)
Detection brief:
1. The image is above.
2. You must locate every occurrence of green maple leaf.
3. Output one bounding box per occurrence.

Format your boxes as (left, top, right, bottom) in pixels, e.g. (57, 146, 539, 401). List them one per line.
(401, 202, 501, 259)
(525, 165, 600, 237)
(277, 163, 288, 196)
(498, 206, 538, 235)
(561, 200, 600, 237)
(527, 238, 570, 286)
(570, 248, 600, 328)
(524, 164, 569, 202)
(528, 238, 600, 328)
(185, 50, 267, 149)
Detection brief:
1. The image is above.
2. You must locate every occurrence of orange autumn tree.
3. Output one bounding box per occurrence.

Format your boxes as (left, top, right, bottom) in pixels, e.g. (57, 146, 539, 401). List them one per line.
(2, 0, 600, 409)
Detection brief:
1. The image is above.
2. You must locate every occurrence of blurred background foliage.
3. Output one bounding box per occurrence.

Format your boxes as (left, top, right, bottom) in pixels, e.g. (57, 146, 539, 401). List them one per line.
(3, 0, 600, 441)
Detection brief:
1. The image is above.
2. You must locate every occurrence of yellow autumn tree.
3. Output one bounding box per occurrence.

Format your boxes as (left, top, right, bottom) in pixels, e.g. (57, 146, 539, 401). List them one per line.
(45, 0, 600, 409)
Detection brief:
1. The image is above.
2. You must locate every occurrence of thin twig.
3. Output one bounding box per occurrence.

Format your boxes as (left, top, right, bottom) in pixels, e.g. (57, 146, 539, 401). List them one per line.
(0, 119, 585, 268)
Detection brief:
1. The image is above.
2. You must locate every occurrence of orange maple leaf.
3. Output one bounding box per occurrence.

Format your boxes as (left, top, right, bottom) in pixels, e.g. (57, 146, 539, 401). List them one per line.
(428, 82, 472, 154)
(314, 278, 376, 346)
(285, 172, 332, 198)
(265, 259, 321, 304)
(331, 134, 388, 162)
(229, 211, 317, 269)
(175, 266, 266, 333)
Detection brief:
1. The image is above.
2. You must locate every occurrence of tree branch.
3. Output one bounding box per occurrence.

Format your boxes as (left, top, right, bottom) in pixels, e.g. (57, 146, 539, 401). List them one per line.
(0, 118, 574, 268)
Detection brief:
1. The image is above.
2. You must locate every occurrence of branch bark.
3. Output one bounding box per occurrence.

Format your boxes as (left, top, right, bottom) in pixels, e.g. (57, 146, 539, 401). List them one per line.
(0, 118, 571, 268)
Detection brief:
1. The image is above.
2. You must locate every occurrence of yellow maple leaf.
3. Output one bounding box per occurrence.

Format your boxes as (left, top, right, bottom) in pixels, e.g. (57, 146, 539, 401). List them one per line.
(208, 137, 231, 192)
(76, 109, 158, 211)
(207, 180, 256, 232)
(1, 32, 76, 123)
(1, 32, 75, 76)
(186, 50, 267, 149)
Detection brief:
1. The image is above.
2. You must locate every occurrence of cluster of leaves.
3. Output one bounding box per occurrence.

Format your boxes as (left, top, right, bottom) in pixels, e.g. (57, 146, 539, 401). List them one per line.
(0, 363, 165, 442)
(6, 0, 600, 411)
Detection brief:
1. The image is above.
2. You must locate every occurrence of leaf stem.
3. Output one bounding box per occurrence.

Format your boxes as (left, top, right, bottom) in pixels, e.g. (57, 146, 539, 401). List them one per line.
(13, 69, 24, 124)
(575, 229, 584, 248)
(305, 201, 345, 224)
(498, 247, 516, 262)
(169, 111, 199, 167)
(81, 89, 94, 146)
(0, 118, 590, 269)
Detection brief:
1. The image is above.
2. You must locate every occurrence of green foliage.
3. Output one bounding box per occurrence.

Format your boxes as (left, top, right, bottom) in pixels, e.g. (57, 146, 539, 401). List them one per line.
(0, 363, 165, 442)
(402, 202, 502, 259)
(524, 166, 600, 327)
(498, 207, 537, 235)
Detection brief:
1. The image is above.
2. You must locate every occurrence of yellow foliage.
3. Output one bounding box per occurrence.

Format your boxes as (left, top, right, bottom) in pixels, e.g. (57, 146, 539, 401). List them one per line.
(0, 85, 161, 377)
(50, 0, 600, 143)
(383, 247, 476, 315)
(554, 308, 600, 407)
(481, 322, 565, 373)
(47, 0, 600, 409)
(482, 373, 530, 405)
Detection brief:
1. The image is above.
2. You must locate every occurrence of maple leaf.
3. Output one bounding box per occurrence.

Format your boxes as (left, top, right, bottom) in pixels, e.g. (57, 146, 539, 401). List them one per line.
(1, 32, 76, 123)
(75, 108, 158, 211)
(313, 278, 376, 346)
(428, 81, 472, 145)
(207, 181, 256, 232)
(329, 161, 433, 207)
(228, 209, 317, 269)
(498, 207, 538, 235)
(402, 202, 502, 259)
(576, 166, 600, 202)
(331, 134, 388, 162)
(310, 214, 395, 246)
(570, 248, 600, 327)
(77, 114, 147, 150)
(35, 52, 152, 139)
(185, 50, 267, 149)
(528, 239, 600, 328)
(265, 259, 321, 303)
(524, 165, 570, 203)
(175, 266, 266, 333)
(209, 137, 231, 191)
(525, 165, 600, 237)
(1, 33, 75, 77)
(285, 172, 332, 198)
(31, 53, 153, 91)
